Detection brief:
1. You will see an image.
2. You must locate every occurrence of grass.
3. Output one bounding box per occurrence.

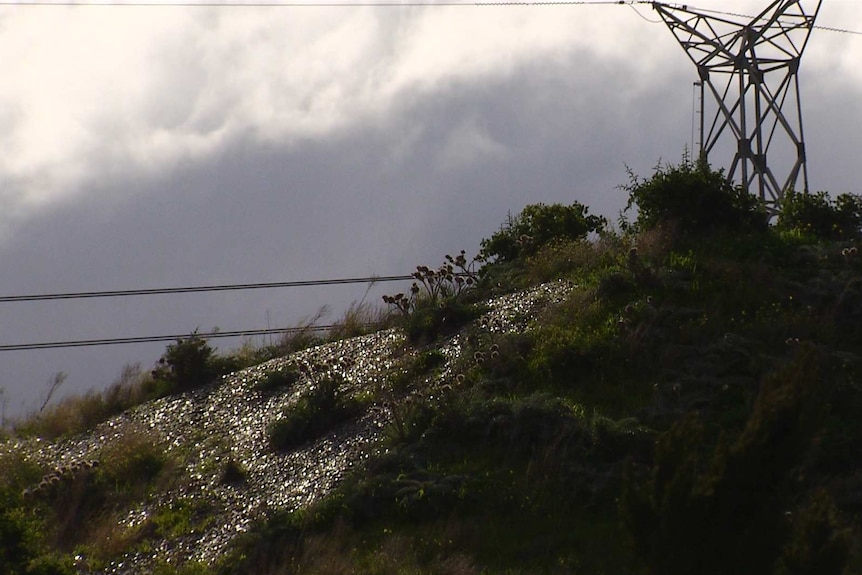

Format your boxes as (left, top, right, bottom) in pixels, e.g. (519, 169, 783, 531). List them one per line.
(9, 302, 394, 442)
(268, 375, 364, 451)
(7, 175, 862, 574)
(223, 216, 862, 574)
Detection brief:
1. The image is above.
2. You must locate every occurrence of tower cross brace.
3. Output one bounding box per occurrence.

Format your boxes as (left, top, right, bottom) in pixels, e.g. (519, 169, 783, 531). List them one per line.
(652, 1, 822, 214)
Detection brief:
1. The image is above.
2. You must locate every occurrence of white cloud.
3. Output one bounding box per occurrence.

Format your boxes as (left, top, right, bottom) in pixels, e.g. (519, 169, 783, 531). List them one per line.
(0, 1, 857, 233)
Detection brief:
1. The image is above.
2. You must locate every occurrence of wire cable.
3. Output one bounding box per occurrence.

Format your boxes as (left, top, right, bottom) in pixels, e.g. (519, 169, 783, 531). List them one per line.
(0, 0, 641, 6)
(0, 275, 414, 303)
(2, 0, 857, 34)
(0, 324, 383, 350)
(652, 3, 862, 36)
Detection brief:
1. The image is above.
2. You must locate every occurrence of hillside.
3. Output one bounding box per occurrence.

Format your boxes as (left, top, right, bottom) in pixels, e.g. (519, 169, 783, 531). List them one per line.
(3, 160, 862, 575)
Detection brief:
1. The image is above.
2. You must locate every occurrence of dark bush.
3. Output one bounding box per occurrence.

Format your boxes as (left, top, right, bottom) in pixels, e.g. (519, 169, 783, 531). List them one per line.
(623, 159, 767, 236)
(774, 489, 851, 575)
(480, 202, 607, 263)
(776, 190, 862, 241)
(268, 377, 361, 451)
(0, 505, 38, 575)
(403, 299, 485, 345)
(151, 333, 217, 393)
(256, 366, 300, 393)
(620, 347, 845, 575)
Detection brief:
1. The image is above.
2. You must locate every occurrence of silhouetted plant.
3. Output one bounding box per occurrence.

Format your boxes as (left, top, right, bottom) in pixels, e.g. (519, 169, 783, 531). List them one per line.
(383, 252, 484, 344)
(383, 251, 480, 317)
(218, 458, 248, 486)
(774, 489, 851, 575)
(620, 347, 845, 575)
(268, 375, 361, 451)
(480, 202, 607, 263)
(622, 158, 767, 236)
(776, 190, 862, 241)
(256, 365, 300, 393)
(150, 331, 217, 393)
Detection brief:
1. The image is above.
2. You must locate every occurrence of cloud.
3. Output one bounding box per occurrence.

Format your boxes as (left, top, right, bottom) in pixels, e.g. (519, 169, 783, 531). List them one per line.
(0, 4, 676, 232)
(0, 0, 858, 416)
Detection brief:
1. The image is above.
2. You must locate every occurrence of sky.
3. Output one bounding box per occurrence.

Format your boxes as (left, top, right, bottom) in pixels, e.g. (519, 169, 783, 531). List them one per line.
(0, 0, 859, 420)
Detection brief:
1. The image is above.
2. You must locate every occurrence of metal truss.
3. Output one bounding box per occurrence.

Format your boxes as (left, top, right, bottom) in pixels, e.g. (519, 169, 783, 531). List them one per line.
(652, 1, 821, 213)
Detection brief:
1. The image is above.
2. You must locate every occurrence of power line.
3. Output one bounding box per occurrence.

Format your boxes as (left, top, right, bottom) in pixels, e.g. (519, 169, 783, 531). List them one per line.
(654, 4, 862, 36)
(0, 0, 639, 5)
(0, 275, 413, 303)
(0, 324, 382, 350)
(1, 0, 858, 34)
(815, 24, 862, 36)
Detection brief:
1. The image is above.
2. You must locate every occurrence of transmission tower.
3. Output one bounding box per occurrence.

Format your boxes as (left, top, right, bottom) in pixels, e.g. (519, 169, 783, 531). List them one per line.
(653, 1, 822, 213)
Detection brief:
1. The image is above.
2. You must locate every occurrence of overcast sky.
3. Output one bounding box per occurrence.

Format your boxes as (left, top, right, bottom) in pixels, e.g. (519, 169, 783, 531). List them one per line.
(0, 0, 859, 420)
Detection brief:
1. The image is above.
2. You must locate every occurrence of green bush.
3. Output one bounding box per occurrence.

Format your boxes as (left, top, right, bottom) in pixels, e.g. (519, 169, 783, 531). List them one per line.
(150, 333, 217, 393)
(268, 377, 361, 451)
(623, 159, 767, 236)
(620, 348, 846, 575)
(480, 202, 607, 263)
(776, 190, 862, 241)
(774, 490, 850, 575)
(402, 299, 485, 345)
(97, 430, 169, 495)
(20, 553, 75, 575)
(0, 506, 39, 575)
(256, 366, 300, 393)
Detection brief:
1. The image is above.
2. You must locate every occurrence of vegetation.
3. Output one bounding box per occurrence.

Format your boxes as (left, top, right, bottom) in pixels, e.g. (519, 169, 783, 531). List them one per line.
(383, 251, 485, 344)
(776, 189, 862, 240)
(480, 201, 607, 263)
(11, 303, 391, 441)
(621, 157, 767, 236)
(5, 159, 862, 574)
(267, 374, 364, 451)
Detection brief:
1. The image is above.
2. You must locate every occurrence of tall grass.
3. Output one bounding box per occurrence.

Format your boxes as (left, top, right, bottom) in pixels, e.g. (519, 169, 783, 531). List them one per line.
(10, 302, 394, 441)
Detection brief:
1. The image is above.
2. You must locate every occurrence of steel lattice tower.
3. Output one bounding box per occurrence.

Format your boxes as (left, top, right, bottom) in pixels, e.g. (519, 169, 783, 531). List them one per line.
(652, 1, 822, 213)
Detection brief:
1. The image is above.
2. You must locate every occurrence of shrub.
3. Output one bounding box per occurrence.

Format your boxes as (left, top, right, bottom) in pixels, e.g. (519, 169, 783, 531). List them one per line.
(776, 190, 862, 241)
(623, 159, 767, 236)
(0, 505, 40, 575)
(150, 332, 217, 393)
(774, 489, 851, 575)
(218, 458, 247, 486)
(268, 377, 361, 451)
(620, 347, 845, 575)
(256, 366, 300, 393)
(480, 202, 607, 264)
(97, 430, 170, 495)
(402, 298, 485, 345)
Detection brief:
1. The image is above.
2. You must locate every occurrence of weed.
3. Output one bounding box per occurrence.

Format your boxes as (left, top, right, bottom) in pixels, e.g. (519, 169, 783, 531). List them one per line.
(14, 364, 149, 440)
(381, 252, 486, 345)
(268, 376, 362, 451)
(326, 300, 394, 341)
(256, 365, 300, 393)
